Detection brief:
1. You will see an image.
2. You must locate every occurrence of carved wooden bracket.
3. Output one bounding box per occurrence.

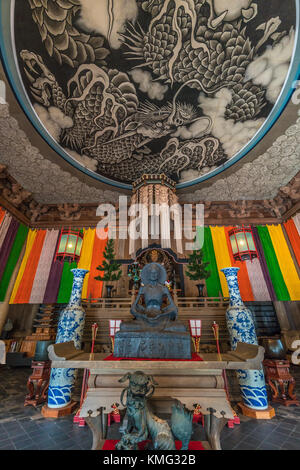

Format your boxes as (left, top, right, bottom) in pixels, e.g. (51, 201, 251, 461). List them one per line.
(26, 200, 50, 223)
(0, 169, 298, 228)
(57, 203, 81, 221)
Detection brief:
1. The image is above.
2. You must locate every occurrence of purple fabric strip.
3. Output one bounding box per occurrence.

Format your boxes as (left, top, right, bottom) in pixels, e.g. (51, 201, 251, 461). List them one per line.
(43, 259, 64, 304)
(252, 226, 276, 301)
(0, 218, 19, 282)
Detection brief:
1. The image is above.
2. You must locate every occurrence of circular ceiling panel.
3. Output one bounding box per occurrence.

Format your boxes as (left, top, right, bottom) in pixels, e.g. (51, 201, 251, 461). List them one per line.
(0, 0, 299, 189)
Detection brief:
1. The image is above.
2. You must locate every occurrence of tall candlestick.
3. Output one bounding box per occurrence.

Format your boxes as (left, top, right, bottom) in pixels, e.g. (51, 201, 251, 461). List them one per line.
(212, 321, 221, 358)
(90, 322, 98, 360)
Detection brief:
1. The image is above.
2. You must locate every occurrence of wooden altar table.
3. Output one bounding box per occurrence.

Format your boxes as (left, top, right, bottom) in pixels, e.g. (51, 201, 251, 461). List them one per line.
(49, 342, 265, 451)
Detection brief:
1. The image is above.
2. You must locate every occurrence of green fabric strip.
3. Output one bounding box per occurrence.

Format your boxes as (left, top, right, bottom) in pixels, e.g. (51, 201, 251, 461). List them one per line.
(0, 224, 29, 301)
(256, 226, 290, 301)
(197, 226, 223, 297)
(56, 261, 77, 304)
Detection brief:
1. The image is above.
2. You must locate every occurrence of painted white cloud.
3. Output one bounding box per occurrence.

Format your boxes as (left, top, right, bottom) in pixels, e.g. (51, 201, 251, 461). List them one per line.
(0, 80, 6, 104)
(245, 29, 295, 103)
(78, 0, 138, 49)
(66, 149, 98, 172)
(34, 104, 73, 141)
(198, 89, 265, 158)
(129, 69, 168, 101)
(180, 166, 218, 183)
(172, 117, 211, 139)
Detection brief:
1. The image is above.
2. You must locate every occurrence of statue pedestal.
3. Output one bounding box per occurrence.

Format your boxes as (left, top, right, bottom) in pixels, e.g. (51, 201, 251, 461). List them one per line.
(114, 330, 191, 359)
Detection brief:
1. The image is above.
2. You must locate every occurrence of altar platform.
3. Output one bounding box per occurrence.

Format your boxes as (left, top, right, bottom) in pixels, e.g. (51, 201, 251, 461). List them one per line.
(48, 341, 265, 451)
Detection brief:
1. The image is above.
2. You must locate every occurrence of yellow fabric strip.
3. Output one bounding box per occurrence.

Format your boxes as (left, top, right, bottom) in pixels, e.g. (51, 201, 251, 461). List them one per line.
(210, 226, 232, 297)
(78, 228, 96, 298)
(9, 229, 37, 304)
(267, 225, 300, 300)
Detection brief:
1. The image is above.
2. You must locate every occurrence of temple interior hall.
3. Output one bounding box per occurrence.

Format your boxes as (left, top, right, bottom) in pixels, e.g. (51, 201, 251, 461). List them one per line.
(0, 0, 300, 454)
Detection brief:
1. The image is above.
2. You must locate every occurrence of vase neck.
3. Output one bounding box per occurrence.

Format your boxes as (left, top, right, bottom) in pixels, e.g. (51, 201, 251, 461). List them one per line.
(221, 268, 244, 307)
(69, 288, 82, 306)
(228, 289, 244, 307)
(69, 269, 89, 306)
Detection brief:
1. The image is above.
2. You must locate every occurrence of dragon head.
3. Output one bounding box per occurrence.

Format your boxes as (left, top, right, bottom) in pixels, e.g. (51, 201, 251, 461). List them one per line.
(20, 50, 56, 107)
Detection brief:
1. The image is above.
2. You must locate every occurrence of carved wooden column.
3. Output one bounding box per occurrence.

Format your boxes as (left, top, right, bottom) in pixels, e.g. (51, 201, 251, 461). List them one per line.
(273, 301, 291, 332)
(287, 302, 300, 330)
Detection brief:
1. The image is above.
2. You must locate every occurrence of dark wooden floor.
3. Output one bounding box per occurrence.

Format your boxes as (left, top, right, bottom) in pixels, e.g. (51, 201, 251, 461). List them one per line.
(1, 365, 300, 450)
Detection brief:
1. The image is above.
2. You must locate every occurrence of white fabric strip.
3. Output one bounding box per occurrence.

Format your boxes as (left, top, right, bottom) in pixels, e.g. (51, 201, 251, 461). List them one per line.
(246, 258, 271, 301)
(292, 214, 300, 236)
(0, 213, 12, 251)
(29, 229, 59, 304)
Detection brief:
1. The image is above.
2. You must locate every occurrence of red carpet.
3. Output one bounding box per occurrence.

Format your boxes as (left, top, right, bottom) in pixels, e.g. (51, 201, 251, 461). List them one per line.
(104, 353, 202, 361)
(102, 440, 205, 450)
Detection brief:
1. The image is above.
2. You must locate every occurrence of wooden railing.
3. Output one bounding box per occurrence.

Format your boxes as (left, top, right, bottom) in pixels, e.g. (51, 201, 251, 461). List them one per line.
(176, 297, 229, 309)
(81, 296, 229, 309)
(81, 296, 230, 350)
(82, 298, 132, 309)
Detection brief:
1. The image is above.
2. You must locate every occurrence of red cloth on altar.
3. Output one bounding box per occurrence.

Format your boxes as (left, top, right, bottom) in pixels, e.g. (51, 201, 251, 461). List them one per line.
(102, 440, 205, 450)
(104, 352, 202, 361)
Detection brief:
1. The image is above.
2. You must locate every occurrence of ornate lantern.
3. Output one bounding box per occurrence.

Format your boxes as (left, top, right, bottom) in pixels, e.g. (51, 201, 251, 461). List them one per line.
(55, 228, 83, 262)
(228, 226, 258, 262)
(189, 319, 202, 353)
(109, 320, 122, 351)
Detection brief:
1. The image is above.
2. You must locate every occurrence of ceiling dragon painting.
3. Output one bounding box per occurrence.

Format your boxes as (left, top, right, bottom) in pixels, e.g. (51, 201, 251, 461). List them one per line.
(1, 0, 298, 187)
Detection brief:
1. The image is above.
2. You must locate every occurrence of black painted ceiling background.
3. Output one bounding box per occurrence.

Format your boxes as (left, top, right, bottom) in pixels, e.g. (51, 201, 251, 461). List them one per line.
(14, 0, 296, 185)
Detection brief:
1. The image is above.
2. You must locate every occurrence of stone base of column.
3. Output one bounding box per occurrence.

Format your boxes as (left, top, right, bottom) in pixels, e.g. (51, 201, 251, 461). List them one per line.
(237, 402, 275, 419)
(41, 401, 78, 418)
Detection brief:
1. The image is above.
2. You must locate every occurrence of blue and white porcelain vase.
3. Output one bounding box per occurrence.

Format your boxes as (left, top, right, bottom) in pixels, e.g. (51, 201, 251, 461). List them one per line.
(221, 267, 268, 411)
(47, 268, 89, 409)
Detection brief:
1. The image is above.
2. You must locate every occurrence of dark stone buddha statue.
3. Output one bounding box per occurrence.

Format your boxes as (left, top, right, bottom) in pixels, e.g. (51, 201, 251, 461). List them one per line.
(114, 263, 191, 359)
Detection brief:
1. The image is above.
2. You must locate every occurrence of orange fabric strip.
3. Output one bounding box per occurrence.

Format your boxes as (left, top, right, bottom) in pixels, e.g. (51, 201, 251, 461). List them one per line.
(0, 208, 5, 226)
(86, 228, 108, 300)
(284, 219, 300, 267)
(14, 230, 47, 303)
(224, 227, 255, 301)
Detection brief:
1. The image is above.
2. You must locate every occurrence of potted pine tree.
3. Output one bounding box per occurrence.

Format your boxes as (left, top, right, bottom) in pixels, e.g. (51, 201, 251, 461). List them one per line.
(94, 238, 122, 298)
(186, 248, 211, 297)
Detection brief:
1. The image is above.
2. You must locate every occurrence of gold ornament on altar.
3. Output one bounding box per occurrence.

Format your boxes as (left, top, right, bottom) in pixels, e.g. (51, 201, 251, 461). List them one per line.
(192, 337, 201, 353)
(150, 250, 159, 262)
(111, 403, 120, 415)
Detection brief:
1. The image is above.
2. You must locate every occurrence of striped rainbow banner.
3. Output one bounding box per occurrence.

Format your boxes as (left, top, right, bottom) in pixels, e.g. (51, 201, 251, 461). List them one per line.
(0, 209, 297, 304)
(8, 227, 108, 304)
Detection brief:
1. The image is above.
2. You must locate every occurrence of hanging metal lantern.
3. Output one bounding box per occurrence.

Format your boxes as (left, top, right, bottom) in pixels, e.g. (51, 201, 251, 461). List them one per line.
(228, 226, 258, 262)
(55, 228, 83, 262)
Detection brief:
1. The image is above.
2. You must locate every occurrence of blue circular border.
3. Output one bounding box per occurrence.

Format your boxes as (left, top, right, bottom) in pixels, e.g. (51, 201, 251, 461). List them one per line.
(0, 0, 299, 191)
